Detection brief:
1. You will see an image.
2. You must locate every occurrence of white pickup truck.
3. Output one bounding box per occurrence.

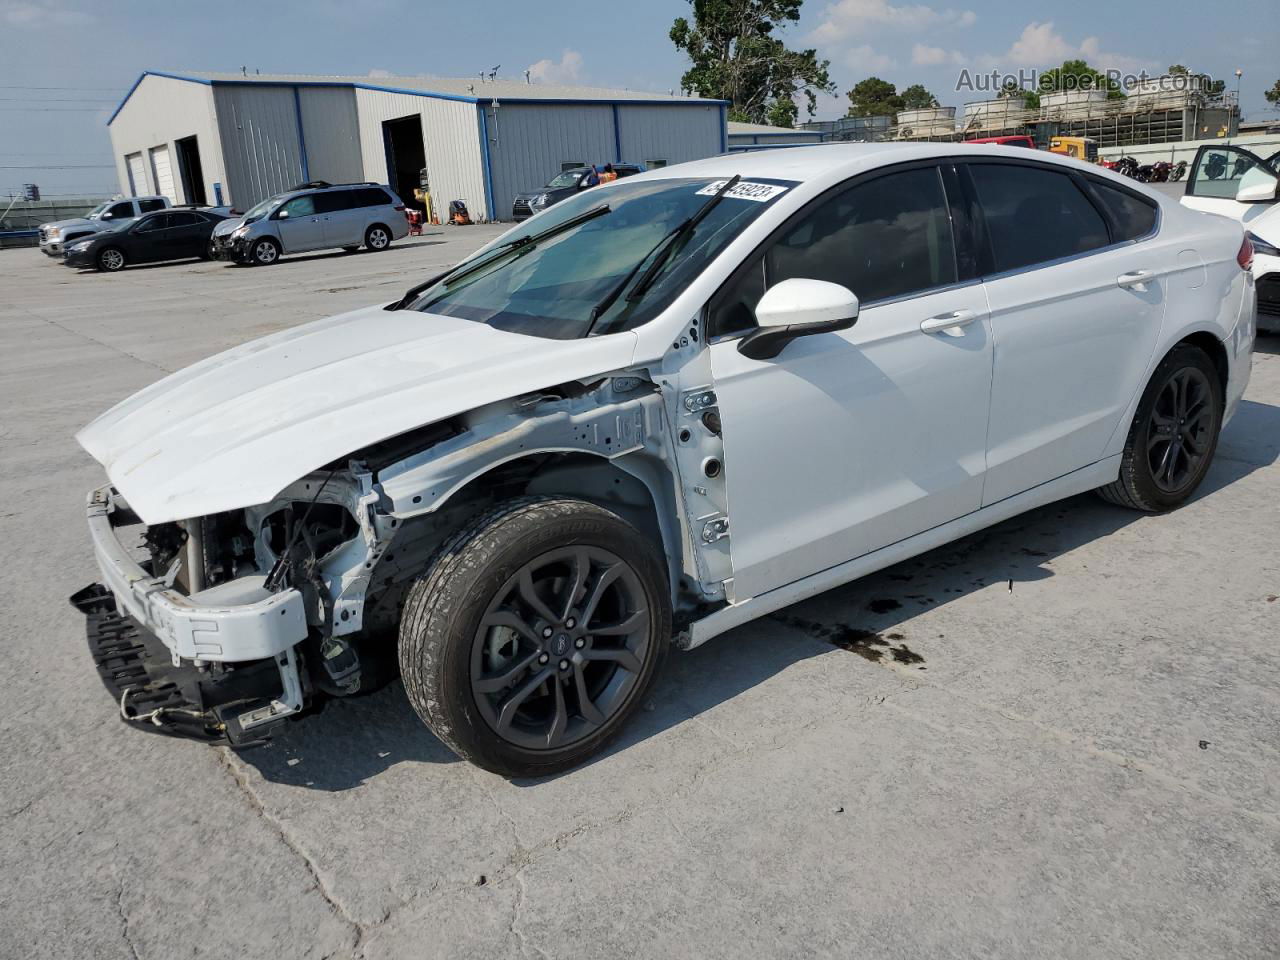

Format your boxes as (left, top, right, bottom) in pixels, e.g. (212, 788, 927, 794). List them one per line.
(39, 195, 170, 256)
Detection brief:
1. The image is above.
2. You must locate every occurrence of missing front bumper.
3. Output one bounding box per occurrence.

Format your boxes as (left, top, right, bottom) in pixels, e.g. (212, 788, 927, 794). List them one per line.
(71, 584, 307, 747)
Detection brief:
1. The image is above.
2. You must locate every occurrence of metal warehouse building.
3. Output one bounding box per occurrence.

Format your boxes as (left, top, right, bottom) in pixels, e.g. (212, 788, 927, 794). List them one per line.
(107, 71, 728, 221)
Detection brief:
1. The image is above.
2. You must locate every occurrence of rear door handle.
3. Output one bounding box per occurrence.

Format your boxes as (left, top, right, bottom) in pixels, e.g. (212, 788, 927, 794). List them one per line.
(920, 309, 978, 333)
(1117, 270, 1153, 288)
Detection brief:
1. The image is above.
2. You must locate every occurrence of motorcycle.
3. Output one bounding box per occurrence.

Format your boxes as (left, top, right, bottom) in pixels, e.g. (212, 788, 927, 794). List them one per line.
(1144, 161, 1173, 183)
(1169, 160, 1188, 182)
(1111, 156, 1143, 181)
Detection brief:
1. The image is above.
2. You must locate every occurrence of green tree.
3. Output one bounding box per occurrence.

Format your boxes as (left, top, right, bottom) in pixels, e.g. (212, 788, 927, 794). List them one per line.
(1266, 78, 1280, 106)
(900, 84, 940, 109)
(846, 76, 903, 117)
(670, 0, 833, 127)
(1038, 59, 1126, 100)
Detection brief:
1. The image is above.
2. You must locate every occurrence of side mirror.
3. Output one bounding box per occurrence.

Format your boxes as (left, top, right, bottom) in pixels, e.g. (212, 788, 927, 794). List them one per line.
(1237, 170, 1279, 204)
(276, 209, 291, 220)
(737, 278, 859, 361)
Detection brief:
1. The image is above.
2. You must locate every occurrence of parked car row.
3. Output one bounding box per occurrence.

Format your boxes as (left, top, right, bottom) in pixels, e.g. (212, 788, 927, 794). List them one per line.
(42, 180, 410, 272)
(70, 143, 1262, 775)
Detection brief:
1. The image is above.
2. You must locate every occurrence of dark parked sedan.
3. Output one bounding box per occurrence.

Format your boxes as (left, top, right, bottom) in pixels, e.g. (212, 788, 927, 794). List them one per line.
(63, 209, 230, 272)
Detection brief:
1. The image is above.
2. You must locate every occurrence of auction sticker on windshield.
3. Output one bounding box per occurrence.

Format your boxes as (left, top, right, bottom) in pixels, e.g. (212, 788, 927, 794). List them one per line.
(695, 180, 789, 202)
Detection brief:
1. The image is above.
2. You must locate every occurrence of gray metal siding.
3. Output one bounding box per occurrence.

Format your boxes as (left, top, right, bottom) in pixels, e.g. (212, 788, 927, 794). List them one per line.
(107, 74, 225, 204)
(617, 104, 723, 166)
(485, 103, 615, 219)
(354, 89, 487, 219)
(297, 87, 363, 185)
(212, 85, 305, 207)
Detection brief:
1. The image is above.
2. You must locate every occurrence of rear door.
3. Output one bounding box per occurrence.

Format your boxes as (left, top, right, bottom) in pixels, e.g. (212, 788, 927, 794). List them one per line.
(274, 194, 325, 252)
(163, 211, 210, 258)
(1181, 144, 1279, 227)
(708, 163, 994, 598)
(317, 189, 364, 247)
(966, 160, 1167, 504)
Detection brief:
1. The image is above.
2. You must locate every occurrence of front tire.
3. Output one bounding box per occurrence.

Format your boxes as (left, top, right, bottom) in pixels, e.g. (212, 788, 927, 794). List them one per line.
(96, 247, 126, 272)
(1097, 344, 1223, 512)
(364, 224, 391, 252)
(399, 497, 670, 776)
(249, 237, 280, 266)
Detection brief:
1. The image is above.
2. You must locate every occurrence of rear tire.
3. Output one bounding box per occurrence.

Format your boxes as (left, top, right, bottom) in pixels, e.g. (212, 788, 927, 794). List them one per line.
(96, 247, 126, 272)
(249, 237, 280, 266)
(399, 496, 670, 776)
(364, 224, 391, 252)
(1097, 344, 1223, 512)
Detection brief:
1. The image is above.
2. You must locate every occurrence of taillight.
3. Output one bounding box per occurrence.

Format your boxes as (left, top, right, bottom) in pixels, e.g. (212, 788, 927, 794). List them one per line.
(1237, 235, 1253, 271)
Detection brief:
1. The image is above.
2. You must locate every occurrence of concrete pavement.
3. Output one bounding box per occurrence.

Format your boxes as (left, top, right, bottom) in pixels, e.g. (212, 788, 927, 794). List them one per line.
(1, 230, 1277, 959)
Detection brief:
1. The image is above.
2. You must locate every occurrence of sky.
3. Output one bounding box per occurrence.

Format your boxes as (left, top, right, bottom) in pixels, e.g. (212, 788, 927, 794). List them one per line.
(1, 0, 1276, 199)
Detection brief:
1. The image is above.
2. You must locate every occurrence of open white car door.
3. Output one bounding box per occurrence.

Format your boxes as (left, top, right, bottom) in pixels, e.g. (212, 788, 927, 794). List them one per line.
(1180, 144, 1279, 227)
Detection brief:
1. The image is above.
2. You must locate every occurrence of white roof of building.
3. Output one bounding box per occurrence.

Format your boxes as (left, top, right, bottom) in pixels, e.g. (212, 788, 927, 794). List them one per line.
(177, 70, 724, 104)
(726, 121, 816, 136)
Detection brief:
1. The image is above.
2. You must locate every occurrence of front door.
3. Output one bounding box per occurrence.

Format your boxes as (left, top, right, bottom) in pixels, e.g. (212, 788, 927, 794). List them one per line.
(1180, 144, 1279, 228)
(963, 160, 1168, 505)
(275, 194, 326, 253)
(707, 164, 994, 600)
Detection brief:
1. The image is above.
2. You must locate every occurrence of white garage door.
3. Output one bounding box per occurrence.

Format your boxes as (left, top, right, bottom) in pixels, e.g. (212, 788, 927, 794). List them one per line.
(149, 145, 176, 202)
(125, 153, 146, 196)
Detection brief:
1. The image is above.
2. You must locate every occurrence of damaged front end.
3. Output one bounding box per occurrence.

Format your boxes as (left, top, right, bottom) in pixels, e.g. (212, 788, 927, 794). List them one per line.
(73, 466, 395, 745)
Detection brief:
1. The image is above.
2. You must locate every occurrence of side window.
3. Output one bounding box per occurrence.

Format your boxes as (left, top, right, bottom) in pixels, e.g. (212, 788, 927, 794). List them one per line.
(1187, 146, 1271, 200)
(356, 187, 393, 207)
(107, 201, 134, 219)
(138, 198, 166, 213)
(167, 212, 201, 227)
(136, 214, 170, 232)
(1088, 180, 1157, 242)
(280, 194, 316, 218)
(709, 166, 957, 338)
(968, 163, 1109, 273)
(313, 190, 353, 214)
(645, 159, 668, 169)
(765, 166, 958, 304)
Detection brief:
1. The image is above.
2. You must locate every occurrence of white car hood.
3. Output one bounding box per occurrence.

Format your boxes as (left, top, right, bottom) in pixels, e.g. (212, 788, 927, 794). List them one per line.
(77, 304, 638, 524)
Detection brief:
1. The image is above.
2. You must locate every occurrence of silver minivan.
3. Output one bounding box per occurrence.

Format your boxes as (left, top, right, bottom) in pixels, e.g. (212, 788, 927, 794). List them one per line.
(210, 181, 410, 265)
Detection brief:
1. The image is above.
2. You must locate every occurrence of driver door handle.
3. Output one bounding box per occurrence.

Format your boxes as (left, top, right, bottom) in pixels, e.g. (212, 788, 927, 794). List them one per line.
(1117, 270, 1153, 288)
(920, 309, 978, 333)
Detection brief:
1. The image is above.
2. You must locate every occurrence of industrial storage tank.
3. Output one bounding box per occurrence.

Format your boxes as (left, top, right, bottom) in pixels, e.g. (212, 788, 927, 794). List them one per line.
(895, 106, 956, 139)
(962, 98, 1030, 132)
(1039, 89, 1109, 118)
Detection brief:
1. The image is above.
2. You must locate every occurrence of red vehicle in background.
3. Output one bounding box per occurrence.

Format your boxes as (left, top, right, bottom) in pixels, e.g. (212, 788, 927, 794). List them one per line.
(965, 135, 1037, 149)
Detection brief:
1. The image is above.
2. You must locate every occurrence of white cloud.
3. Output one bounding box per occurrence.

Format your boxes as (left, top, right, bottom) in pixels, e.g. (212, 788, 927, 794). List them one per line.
(978, 22, 1156, 76)
(912, 44, 966, 66)
(845, 44, 896, 71)
(1, 0, 91, 26)
(811, 0, 976, 43)
(527, 50, 584, 86)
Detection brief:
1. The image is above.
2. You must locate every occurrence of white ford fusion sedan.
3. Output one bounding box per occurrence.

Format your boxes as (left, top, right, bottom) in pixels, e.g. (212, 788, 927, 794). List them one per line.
(74, 143, 1255, 775)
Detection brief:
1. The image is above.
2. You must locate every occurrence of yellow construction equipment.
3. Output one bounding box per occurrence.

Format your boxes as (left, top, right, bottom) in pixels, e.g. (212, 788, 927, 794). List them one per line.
(1049, 136, 1099, 163)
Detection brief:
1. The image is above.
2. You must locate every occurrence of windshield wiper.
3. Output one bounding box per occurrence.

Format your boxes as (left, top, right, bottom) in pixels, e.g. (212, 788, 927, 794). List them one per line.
(586, 175, 740, 333)
(388, 204, 611, 310)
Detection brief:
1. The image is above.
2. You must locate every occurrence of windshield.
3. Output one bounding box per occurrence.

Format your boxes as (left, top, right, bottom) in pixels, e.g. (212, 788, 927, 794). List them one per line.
(545, 171, 584, 189)
(86, 201, 112, 219)
(242, 195, 285, 224)
(409, 176, 793, 339)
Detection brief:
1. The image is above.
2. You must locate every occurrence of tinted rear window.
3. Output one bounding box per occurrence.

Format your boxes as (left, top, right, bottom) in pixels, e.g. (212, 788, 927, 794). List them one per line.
(1089, 180, 1157, 242)
(313, 190, 355, 213)
(138, 198, 166, 212)
(354, 187, 393, 207)
(969, 163, 1109, 273)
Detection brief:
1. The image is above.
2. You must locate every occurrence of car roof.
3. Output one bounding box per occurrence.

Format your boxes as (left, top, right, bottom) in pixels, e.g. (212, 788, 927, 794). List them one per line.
(635, 142, 1100, 184)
